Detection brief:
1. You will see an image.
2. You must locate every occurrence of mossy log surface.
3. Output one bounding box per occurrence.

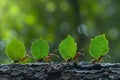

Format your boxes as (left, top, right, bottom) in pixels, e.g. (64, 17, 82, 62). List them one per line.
(0, 62, 120, 80)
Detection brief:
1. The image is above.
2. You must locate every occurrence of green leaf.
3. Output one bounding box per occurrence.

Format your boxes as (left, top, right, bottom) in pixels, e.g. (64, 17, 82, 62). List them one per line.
(59, 35, 77, 60)
(6, 38, 26, 61)
(31, 38, 49, 60)
(89, 34, 109, 59)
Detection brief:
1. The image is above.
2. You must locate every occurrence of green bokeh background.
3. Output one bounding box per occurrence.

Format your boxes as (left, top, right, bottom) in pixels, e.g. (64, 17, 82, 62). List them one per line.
(0, 0, 119, 63)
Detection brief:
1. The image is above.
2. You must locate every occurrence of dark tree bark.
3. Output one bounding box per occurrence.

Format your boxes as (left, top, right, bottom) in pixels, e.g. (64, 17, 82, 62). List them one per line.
(0, 62, 120, 80)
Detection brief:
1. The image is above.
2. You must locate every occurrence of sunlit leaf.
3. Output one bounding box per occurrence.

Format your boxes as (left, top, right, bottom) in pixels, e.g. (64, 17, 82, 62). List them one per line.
(89, 34, 109, 59)
(31, 38, 49, 60)
(6, 38, 26, 61)
(58, 35, 77, 61)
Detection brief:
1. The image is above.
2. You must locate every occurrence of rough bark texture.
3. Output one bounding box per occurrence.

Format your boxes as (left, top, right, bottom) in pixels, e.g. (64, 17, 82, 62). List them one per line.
(0, 62, 120, 80)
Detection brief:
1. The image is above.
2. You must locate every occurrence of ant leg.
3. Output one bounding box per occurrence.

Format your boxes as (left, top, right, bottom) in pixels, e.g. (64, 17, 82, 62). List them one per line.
(48, 54, 59, 59)
(99, 59, 104, 63)
(61, 57, 71, 63)
(45, 58, 51, 62)
(106, 55, 111, 59)
(74, 58, 79, 63)
(44, 56, 52, 62)
(61, 60, 66, 63)
(78, 49, 85, 56)
(20, 55, 31, 61)
(48, 49, 59, 59)
(90, 59, 97, 64)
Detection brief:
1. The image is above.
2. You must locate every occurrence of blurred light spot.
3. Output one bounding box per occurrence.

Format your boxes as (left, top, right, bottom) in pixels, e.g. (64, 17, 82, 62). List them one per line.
(3, 30, 11, 39)
(9, 5, 19, 15)
(60, 22, 70, 33)
(60, 2, 69, 12)
(3, 30, 17, 44)
(25, 15, 36, 25)
(77, 24, 88, 36)
(106, 6, 115, 16)
(0, 0, 8, 7)
(108, 28, 119, 40)
(46, 2, 55, 12)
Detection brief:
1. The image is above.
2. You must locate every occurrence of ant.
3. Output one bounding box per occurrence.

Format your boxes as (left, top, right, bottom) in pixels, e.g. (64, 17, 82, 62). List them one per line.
(13, 49, 59, 63)
(66, 49, 85, 62)
(90, 55, 111, 64)
(38, 49, 59, 62)
(14, 55, 33, 63)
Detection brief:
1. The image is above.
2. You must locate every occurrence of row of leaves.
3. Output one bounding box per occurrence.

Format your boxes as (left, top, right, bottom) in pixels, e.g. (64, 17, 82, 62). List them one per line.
(6, 34, 109, 63)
